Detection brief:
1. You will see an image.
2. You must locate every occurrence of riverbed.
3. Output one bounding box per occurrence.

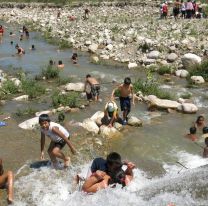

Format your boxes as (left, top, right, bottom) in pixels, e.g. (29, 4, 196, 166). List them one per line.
(0, 20, 208, 206)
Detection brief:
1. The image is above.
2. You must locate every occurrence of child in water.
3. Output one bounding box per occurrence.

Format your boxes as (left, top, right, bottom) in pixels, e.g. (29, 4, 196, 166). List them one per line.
(203, 137, 208, 158)
(71, 53, 78, 64)
(185, 127, 198, 141)
(194, 115, 206, 131)
(57, 60, 64, 69)
(0, 159, 14, 204)
(39, 114, 76, 168)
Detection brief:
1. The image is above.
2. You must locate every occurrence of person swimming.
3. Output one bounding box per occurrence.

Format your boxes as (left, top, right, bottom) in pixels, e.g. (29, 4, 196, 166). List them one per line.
(57, 60, 64, 69)
(194, 115, 206, 131)
(185, 127, 198, 141)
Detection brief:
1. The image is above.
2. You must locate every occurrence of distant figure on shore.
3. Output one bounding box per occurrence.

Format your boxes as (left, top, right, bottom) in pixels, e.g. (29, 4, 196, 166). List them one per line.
(111, 77, 135, 125)
(203, 137, 208, 158)
(185, 126, 198, 141)
(84, 8, 90, 19)
(57, 10, 61, 19)
(71, 53, 78, 64)
(30, 44, 35, 50)
(15, 44, 25, 55)
(186, 0, 194, 18)
(0, 159, 14, 204)
(162, 2, 168, 19)
(193, 115, 206, 132)
(84, 74, 100, 101)
(181, 0, 186, 19)
(0, 25, 4, 43)
(57, 60, 64, 69)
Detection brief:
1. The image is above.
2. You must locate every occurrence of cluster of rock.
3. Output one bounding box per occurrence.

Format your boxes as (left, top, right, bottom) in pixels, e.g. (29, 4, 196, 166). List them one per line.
(0, 4, 207, 75)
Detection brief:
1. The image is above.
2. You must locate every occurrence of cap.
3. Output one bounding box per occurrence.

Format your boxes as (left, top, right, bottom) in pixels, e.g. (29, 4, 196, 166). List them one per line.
(107, 102, 115, 112)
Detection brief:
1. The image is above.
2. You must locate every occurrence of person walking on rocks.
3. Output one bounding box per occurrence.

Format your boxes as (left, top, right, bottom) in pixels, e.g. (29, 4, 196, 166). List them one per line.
(0, 159, 14, 204)
(111, 77, 135, 125)
(84, 74, 100, 101)
(39, 114, 76, 168)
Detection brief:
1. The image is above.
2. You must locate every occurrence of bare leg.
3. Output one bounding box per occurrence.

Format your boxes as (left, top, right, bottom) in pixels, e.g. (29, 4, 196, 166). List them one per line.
(51, 147, 70, 167)
(47, 141, 57, 163)
(124, 175, 133, 186)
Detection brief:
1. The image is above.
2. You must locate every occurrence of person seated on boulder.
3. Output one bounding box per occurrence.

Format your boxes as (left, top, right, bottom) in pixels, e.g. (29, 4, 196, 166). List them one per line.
(185, 127, 198, 141)
(71, 53, 78, 64)
(82, 152, 135, 193)
(194, 115, 206, 131)
(15, 44, 25, 55)
(203, 137, 208, 158)
(57, 60, 64, 69)
(101, 101, 121, 128)
(0, 159, 14, 204)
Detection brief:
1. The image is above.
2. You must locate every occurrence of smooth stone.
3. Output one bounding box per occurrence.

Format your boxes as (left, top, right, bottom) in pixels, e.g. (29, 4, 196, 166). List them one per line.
(18, 117, 39, 130)
(82, 118, 99, 134)
(128, 62, 138, 69)
(13, 95, 29, 101)
(190, 76, 205, 84)
(99, 125, 121, 138)
(127, 116, 142, 127)
(177, 103, 198, 114)
(147, 50, 160, 59)
(175, 69, 189, 78)
(167, 53, 178, 62)
(64, 82, 85, 92)
(181, 53, 202, 69)
(88, 43, 98, 53)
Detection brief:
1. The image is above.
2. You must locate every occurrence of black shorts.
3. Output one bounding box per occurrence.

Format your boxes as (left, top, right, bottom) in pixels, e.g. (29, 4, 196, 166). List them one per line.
(54, 137, 70, 149)
(173, 7, 180, 16)
(91, 84, 100, 97)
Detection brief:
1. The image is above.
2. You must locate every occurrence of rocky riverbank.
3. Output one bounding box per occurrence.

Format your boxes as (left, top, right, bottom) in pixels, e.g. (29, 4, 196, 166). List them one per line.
(0, 2, 208, 70)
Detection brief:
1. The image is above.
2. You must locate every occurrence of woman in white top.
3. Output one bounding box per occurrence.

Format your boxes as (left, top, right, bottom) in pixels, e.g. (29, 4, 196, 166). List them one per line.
(39, 114, 76, 168)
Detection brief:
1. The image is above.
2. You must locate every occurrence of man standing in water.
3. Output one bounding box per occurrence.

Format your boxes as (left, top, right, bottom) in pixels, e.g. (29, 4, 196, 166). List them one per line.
(84, 74, 100, 101)
(111, 77, 135, 125)
(0, 159, 14, 204)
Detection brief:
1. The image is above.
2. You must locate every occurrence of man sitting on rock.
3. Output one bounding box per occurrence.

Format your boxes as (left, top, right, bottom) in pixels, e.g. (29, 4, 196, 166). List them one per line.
(101, 101, 122, 128)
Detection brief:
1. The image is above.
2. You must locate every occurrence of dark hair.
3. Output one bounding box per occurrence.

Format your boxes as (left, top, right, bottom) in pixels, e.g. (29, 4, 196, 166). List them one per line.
(10, 41, 13, 45)
(124, 77, 131, 85)
(86, 74, 91, 78)
(39, 114, 51, 124)
(205, 137, 208, 145)
(32, 45, 35, 49)
(72, 53, 78, 57)
(58, 60, 62, 65)
(10, 32, 13, 35)
(203, 126, 208, 134)
(17, 48, 22, 53)
(106, 152, 122, 167)
(49, 60, 54, 65)
(15, 44, 19, 49)
(189, 127, 196, 134)
(196, 115, 205, 124)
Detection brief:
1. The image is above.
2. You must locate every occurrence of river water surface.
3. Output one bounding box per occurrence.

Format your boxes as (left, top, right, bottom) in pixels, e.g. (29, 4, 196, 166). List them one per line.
(0, 21, 208, 206)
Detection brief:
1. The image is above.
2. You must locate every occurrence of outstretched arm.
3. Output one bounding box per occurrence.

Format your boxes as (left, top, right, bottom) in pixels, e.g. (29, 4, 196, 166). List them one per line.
(40, 132, 45, 160)
(131, 85, 135, 105)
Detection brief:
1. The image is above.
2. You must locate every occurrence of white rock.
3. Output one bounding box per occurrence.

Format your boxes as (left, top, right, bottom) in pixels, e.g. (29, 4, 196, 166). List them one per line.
(191, 76, 205, 84)
(127, 116, 142, 127)
(147, 51, 160, 59)
(114, 122, 123, 130)
(100, 55, 109, 60)
(65, 82, 85, 92)
(92, 56, 99, 63)
(128, 62, 138, 69)
(13, 95, 29, 101)
(167, 53, 178, 62)
(85, 40, 91, 46)
(18, 117, 39, 130)
(99, 125, 121, 138)
(88, 44, 98, 53)
(35, 110, 51, 117)
(106, 44, 113, 51)
(90, 111, 104, 122)
(11, 78, 21, 87)
(175, 69, 189, 78)
(181, 53, 202, 69)
(177, 103, 198, 114)
(82, 118, 99, 134)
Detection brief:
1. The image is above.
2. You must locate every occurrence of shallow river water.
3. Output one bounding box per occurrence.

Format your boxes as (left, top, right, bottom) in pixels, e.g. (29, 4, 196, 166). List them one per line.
(0, 21, 208, 206)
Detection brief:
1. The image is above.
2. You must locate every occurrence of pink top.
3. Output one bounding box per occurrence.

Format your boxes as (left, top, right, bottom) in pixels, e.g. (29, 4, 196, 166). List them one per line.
(186, 2, 194, 10)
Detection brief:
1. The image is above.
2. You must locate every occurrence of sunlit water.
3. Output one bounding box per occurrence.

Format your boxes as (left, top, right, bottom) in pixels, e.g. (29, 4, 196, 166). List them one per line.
(0, 20, 208, 205)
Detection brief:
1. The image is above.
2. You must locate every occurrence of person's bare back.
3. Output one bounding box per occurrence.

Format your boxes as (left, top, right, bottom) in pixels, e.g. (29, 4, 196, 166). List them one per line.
(87, 77, 99, 85)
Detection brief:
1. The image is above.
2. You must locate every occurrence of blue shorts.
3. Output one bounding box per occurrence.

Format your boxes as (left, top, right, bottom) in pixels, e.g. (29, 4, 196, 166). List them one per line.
(119, 97, 131, 112)
(91, 158, 107, 173)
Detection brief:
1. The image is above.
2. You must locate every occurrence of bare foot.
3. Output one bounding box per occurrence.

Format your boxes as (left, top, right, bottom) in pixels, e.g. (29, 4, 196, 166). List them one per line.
(7, 197, 13, 205)
(64, 157, 71, 168)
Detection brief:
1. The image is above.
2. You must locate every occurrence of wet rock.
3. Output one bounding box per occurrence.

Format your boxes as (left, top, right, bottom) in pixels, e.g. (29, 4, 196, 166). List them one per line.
(147, 51, 160, 59)
(177, 103, 198, 114)
(128, 62, 138, 69)
(82, 118, 99, 134)
(35, 110, 51, 117)
(167, 53, 178, 62)
(190, 76, 205, 84)
(18, 117, 39, 130)
(92, 56, 99, 63)
(13, 95, 29, 101)
(114, 122, 123, 131)
(127, 116, 142, 127)
(181, 53, 202, 69)
(99, 125, 121, 138)
(64, 82, 85, 92)
(175, 69, 189, 78)
(90, 111, 104, 122)
(88, 43, 98, 53)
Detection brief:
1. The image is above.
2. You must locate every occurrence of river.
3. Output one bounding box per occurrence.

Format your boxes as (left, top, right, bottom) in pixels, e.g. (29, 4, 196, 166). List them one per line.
(0, 20, 208, 206)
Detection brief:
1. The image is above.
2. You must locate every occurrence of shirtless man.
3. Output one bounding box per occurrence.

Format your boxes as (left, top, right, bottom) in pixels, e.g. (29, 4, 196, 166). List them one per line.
(111, 77, 135, 125)
(84, 74, 100, 101)
(0, 159, 14, 204)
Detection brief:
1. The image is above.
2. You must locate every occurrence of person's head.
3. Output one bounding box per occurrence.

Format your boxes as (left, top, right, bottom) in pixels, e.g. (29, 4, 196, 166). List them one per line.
(32, 45, 35, 49)
(190, 127, 197, 134)
(86, 74, 91, 79)
(10, 32, 13, 35)
(124, 77, 131, 85)
(205, 137, 208, 146)
(196, 115, 205, 124)
(17, 48, 21, 53)
(10, 41, 13, 45)
(107, 102, 115, 112)
(203, 126, 208, 134)
(15, 44, 19, 49)
(106, 152, 122, 172)
(58, 60, 62, 65)
(73, 53, 78, 57)
(49, 59, 54, 65)
(39, 114, 51, 129)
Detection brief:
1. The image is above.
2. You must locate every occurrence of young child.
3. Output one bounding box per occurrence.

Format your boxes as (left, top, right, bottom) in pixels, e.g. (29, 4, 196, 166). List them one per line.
(39, 114, 76, 168)
(185, 127, 198, 141)
(82, 152, 135, 193)
(57, 60, 64, 69)
(203, 137, 208, 158)
(71, 53, 78, 64)
(0, 159, 14, 204)
(111, 77, 135, 125)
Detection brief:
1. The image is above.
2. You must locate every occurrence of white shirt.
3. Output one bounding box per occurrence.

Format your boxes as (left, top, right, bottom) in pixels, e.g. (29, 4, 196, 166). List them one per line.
(41, 122, 69, 142)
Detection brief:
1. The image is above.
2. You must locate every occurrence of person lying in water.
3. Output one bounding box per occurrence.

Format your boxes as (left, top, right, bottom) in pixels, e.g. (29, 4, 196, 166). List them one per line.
(185, 126, 198, 141)
(0, 159, 14, 204)
(82, 152, 135, 193)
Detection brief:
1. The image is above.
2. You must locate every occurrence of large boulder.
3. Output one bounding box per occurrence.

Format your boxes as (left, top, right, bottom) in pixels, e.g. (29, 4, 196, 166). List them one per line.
(177, 103, 198, 114)
(127, 116, 142, 127)
(99, 125, 122, 138)
(82, 118, 99, 134)
(90, 111, 104, 126)
(181, 53, 202, 69)
(190, 76, 205, 84)
(88, 44, 98, 53)
(147, 51, 160, 59)
(18, 117, 39, 130)
(146, 95, 181, 109)
(64, 83, 85, 92)
(175, 69, 189, 78)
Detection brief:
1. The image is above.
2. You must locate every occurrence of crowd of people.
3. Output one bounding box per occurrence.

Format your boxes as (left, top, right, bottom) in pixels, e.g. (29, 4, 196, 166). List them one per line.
(160, 0, 206, 19)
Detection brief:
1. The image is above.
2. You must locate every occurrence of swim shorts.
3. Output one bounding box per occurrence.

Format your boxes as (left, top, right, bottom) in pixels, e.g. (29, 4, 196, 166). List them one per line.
(119, 96, 131, 112)
(91, 157, 107, 173)
(54, 137, 70, 149)
(91, 84, 100, 97)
